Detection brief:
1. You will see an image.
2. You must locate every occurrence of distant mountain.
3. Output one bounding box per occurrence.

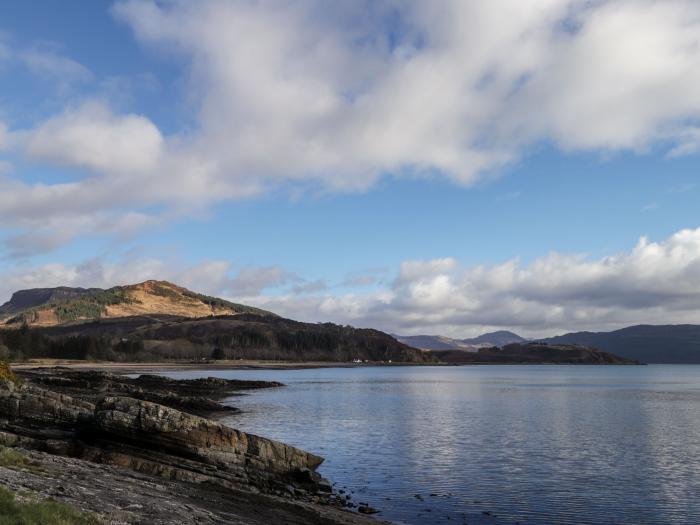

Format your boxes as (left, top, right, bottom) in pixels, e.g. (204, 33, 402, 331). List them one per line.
(540, 324, 700, 364)
(431, 342, 638, 365)
(392, 334, 476, 351)
(462, 330, 527, 346)
(0, 280, 274, 326)
(395, 330, 527, 351)
(0, 281, 431, 363)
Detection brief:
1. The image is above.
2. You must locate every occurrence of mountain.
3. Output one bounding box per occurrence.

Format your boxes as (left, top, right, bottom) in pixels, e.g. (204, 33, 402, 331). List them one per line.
(392, 334, 476, 351)
(431, 342, 639, 365)
(540, 324, 700, 364)
(462, 330, 527, 346)
(0, 281, 430, 363)
(395, 330, 527, 351)
(0, 280, 274, 326)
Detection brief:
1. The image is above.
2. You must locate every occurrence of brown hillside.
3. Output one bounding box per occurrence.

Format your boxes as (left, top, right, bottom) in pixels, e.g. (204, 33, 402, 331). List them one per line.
(0, 280, 274, 327)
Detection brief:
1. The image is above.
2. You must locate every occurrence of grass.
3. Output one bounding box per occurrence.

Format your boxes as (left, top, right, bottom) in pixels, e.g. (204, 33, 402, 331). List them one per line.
(0, 361, 16, 384)
(0, 486, 100, 525)
(0, 447, 44, 476)
(0, 448, 30, 469)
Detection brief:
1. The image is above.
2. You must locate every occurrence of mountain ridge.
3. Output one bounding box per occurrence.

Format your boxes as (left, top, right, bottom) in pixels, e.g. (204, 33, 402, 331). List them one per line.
(462, 330, 527, 346)
(540, 324, 700, 363)
(0, 280, 274, 326)
(0, 280, 431, 363)
(430, 342, 639, 365)
(395, 330, 527, 351)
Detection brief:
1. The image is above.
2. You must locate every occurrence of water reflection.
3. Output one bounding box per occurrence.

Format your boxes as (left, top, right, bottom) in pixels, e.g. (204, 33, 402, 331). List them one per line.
(162, 365, 700, 525)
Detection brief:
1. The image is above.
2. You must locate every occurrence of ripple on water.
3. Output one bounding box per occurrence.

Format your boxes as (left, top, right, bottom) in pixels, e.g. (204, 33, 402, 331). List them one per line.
(161, 365, 700, 525)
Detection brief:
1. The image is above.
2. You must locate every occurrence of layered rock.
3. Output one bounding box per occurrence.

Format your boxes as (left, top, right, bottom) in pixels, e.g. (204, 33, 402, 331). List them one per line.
(18, 367, 283, 417)
(0, 376, 328, 500)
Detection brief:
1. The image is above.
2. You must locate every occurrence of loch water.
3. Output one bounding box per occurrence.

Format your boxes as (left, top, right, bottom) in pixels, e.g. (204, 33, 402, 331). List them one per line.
(162, 365, 700, 525)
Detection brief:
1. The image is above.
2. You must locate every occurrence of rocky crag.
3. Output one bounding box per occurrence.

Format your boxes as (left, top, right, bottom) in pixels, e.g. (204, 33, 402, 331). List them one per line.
(0, 369, 384, 524)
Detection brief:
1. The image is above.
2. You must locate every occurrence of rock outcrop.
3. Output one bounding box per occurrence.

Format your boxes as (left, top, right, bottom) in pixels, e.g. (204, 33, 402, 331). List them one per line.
(18, 368, 283, 417)
(0, 375, 327, 500)
(0, 448, 384, 525)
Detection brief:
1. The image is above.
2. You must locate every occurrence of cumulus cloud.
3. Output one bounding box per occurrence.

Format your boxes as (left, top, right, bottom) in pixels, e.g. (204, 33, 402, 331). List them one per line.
(25, 101, 163, 174)
(247, 227, 700, 337)
(112, 0, 700, 181)
(226, 266, 298, 296)
(4, 0, 700, 254)
(0, 258, 284, 305)
(5, 227, 700, 338)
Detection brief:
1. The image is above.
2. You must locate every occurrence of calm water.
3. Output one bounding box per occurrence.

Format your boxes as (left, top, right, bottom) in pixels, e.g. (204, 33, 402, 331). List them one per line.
(161, 365, 700, 525)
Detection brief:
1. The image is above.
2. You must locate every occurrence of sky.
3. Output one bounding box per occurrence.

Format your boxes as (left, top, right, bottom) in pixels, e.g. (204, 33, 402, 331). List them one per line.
(1, 0, 700, 338)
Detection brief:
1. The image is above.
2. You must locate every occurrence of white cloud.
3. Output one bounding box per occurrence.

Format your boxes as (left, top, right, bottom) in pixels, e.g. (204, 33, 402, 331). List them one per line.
(19, 49, 93, 86)
(227, 266, 297, 296)
(111, 0, 700, 185)
(668, 127, 700, 157)
(25, 101, 163, 174)
(3, 0, 700, 254)
(248, 227, 700, 337)
(6, 227, 700, 338)
(0, 258, 295, 308)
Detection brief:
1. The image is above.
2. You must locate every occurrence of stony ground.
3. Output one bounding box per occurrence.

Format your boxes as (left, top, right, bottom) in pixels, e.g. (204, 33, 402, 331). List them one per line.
(0, 448, 387, 525)
(0, 368, 389, 525)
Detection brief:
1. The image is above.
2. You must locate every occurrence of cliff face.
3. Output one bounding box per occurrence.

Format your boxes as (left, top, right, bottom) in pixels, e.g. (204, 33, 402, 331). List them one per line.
(0, 287, 99, 315)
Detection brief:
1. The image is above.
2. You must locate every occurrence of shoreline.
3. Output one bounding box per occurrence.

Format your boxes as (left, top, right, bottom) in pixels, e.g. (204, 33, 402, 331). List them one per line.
(9, 360, 420, 374)
(9, 359, 645, 375)
(0, 366, 391, 524)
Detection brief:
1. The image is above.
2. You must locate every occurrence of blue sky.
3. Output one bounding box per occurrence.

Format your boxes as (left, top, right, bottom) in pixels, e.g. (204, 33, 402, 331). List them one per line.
(2, 1, 700, 337)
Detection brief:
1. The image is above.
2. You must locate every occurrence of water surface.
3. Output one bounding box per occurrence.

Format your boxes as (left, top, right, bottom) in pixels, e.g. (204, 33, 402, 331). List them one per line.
(162, 365, 700, 525)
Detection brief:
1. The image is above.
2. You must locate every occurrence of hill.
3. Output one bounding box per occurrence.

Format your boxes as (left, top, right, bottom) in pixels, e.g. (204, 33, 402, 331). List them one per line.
(0, 281, 430, 363)
(431, 342, 639, 365)
(392, 334, 475, 351)
(462, 330, 527, 346)
(0, 280, 274, 326)
(395, 330, 527, 351)
(541, 324, 700, 364)
(0, 313, 429, 363)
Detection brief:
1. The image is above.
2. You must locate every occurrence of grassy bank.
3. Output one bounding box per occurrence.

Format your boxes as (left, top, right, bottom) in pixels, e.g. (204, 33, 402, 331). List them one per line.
(0, 486, 99, 525)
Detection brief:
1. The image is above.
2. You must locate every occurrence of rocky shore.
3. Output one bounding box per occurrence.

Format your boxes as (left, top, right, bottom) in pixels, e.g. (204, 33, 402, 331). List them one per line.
(0, 368, 387, 524)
